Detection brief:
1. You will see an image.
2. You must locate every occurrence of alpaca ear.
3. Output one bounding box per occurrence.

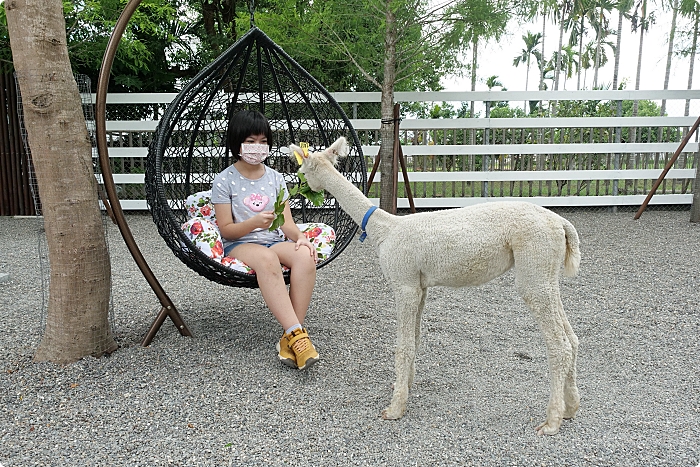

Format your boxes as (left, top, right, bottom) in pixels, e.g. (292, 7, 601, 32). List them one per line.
(325, 137, 348, 164)
(288, 143, 307, 166)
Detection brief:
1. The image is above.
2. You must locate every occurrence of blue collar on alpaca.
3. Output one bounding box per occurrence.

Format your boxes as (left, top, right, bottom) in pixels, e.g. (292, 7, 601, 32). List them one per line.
(359, 206, 378, 242)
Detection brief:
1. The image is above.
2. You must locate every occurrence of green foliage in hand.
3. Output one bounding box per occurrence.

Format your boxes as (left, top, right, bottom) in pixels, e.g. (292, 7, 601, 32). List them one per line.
(269, 185, 287, 231)
(269, 173, 325, 231)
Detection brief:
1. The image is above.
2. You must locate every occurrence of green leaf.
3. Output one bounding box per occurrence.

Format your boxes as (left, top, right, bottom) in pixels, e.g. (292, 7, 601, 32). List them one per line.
(269, 184, 287, 231)
(295, 172, 325, 207)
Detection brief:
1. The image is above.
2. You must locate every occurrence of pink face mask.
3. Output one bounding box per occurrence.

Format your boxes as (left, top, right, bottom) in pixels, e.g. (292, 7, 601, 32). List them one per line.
(240, 143, 270, 165)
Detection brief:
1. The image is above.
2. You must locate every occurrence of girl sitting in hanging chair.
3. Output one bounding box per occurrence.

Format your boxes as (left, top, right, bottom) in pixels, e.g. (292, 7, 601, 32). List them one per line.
(211, 110, 320, 371)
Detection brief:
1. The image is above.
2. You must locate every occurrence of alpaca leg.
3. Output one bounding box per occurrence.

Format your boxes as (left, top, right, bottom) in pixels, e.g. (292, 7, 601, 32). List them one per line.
(408, 287, 427, 389)
(382, 285, 423, 420)
(517, 278, 573, 436)
(534, 308, 572, 436)
(558, 303, 580, 419)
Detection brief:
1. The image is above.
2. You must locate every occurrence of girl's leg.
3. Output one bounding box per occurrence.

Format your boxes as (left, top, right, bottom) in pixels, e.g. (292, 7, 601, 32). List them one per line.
(269, 242, 317, 323)
(229, 244, 299, 330)
(232, 242, 319, 369)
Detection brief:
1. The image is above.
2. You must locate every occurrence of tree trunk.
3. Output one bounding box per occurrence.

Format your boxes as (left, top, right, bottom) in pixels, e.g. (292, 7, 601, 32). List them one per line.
(379, 2, 397, 213)
(628, 0, 647, 193)
(613, 8, 624, 90)
(660, 0, 678, 123)
(5, 0, 117, 363)
(612, 7, 625, 209)
(470, 37, 478, 148)
(685, 12, 698, 119)
(577, 16, 584, 90)
(540, 14, 546, 91)
(554, 12, 565, 91)
(552, 9, 565, 117)
(593, 8, 603, 89)
(202, 0, 238, 56)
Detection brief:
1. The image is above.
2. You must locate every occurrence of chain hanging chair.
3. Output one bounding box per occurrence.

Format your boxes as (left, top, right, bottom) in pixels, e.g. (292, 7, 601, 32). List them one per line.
(145, 26, 366, 288)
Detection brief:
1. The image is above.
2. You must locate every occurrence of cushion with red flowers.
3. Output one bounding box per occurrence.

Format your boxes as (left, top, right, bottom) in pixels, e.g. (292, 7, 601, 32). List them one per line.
(181, 191, 335, 274)
(185, 190, 217, 222)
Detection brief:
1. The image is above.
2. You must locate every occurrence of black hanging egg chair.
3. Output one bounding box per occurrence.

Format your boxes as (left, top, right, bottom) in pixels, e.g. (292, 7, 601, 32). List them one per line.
(145, 27, 366, 288)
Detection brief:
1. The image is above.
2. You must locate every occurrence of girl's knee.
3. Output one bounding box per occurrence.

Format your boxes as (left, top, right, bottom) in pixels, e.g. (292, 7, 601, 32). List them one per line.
(294, 249, 317, 272)
(251, 249, 283, 275)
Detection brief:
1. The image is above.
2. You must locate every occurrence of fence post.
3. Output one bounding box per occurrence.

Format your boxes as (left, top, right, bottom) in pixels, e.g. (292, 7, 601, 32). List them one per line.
(0, 72, 35, 216)
(691, 148, 700, 223)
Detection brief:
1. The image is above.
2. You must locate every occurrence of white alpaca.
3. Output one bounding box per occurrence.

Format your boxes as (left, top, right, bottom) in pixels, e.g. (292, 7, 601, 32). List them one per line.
(290, 137, 581, 436)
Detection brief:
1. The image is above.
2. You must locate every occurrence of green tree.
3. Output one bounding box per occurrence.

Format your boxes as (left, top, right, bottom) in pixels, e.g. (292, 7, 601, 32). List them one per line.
(659, 0, 680, 120)
(310, 0, 510, 210)
(568, 0, 595, 90)
(678, 0, 700, 117)
(553, 0, 574, 91)
(612, 0, 635, 92)
(590, 0, 615, 89)
(513, 30, 542, 113)
(630, 0, 657, 121)
(550, 44, 579, 89)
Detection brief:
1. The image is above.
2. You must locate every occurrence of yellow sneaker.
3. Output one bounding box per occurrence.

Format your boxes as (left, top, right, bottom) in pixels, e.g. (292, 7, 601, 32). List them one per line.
(276, 333, 297, 368)
(285, 328, 319, 370)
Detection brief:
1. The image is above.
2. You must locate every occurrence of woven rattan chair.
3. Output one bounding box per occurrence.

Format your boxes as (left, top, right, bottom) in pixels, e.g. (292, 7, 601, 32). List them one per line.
(145, 27, 366, 288)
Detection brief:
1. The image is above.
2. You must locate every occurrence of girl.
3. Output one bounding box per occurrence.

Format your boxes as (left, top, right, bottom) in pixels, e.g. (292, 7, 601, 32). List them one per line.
(211, 110, 319, 370)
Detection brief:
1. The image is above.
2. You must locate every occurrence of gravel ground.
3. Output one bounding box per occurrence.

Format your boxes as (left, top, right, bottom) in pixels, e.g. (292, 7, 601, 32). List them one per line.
(0, 209, 699, 467)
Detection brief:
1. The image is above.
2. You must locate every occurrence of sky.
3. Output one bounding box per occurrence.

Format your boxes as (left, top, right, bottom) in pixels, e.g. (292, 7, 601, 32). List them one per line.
(441, 8, 694, 93)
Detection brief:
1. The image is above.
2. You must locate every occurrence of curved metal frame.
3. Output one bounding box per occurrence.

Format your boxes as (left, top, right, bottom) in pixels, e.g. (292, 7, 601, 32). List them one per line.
(96, 0, 191, 346)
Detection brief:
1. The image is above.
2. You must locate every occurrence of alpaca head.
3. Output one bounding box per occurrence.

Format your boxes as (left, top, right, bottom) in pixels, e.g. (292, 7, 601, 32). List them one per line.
(289, 137, 348, 191)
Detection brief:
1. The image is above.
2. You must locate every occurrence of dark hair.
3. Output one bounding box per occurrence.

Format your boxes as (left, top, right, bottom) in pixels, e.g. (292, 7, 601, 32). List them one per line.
(226, 110, 273, 162)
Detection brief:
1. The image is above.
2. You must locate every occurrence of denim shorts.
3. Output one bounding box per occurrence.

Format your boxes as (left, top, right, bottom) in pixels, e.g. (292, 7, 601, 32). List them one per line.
(223, 241, 281, 256)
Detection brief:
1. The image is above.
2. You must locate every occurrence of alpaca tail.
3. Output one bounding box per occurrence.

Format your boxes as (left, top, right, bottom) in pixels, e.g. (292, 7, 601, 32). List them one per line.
(562, 218, 581, 277)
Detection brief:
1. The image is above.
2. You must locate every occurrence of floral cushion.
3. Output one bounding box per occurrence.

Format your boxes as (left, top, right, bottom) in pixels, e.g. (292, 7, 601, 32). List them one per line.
(182, 191, 335, 275)
(186, 190, 217, 221)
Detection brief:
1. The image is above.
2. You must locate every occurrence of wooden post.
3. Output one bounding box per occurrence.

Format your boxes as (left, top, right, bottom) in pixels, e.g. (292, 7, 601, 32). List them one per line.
(690, 146, 700, 223)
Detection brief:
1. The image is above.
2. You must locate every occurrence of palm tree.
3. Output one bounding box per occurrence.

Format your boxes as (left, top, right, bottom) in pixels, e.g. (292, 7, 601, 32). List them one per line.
(612, 0, 634, 203)
(679, 0, 700, 118)
(660, 0, 681, 122)
(591, 0, 616, 89)
(579, 41, 595, 88)
(631, 0, 656, 122)
(539, 0, 560, 91)
(677, 0, 700, 195)
(513, 31, 542, 113)
(513, 31, 543, 92)
(485, 75, 505, 90)
(559, 44, 580, 88)
(628, 0, 655, 190)
(553, 0, 575, 91)
(612, 0, 635, 91)
(569, 0, 596, 89)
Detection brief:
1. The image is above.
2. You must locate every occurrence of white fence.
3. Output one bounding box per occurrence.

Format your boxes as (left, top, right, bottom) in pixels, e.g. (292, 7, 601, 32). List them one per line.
(97, 90, 700, 210)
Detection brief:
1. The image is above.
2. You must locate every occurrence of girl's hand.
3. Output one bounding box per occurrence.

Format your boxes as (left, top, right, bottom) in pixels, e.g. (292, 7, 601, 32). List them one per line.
(251, 211, 276, 230)
(295, 237, 317, 262)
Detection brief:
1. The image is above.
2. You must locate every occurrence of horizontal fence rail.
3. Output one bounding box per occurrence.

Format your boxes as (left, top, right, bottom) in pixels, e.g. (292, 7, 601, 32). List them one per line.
(93, 90, 700, 211)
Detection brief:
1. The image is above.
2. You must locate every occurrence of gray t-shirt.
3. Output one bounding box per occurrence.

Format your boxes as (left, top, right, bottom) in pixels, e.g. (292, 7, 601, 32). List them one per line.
(211, 164, 289, 248)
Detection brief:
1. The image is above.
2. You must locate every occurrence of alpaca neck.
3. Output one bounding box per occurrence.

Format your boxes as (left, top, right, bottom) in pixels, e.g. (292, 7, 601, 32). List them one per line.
(317, 161, 394, 242)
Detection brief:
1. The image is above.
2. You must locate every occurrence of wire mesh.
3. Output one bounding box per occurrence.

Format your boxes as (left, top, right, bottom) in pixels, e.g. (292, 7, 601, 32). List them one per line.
(15, 73, 115, 339)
